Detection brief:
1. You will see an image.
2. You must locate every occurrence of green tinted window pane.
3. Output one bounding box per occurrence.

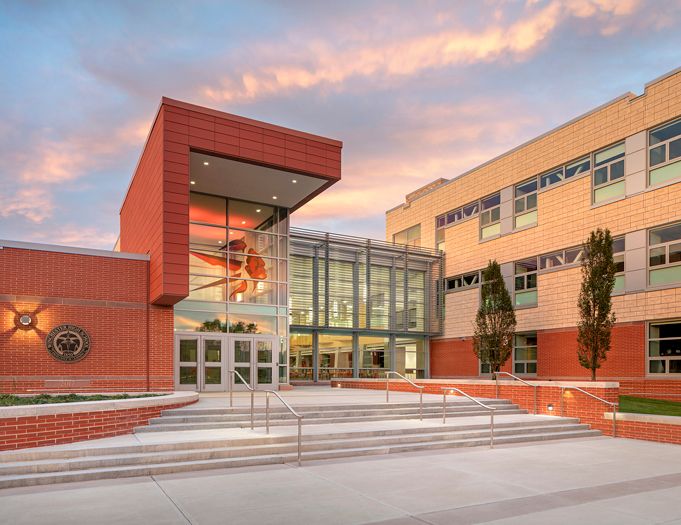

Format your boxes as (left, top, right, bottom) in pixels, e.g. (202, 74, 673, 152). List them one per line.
(180, 366, 197, 385)
(526, 363, 537, 374)
(671, 138, 681, 160)
(613, 274, 625, 292)
(595, 143, 624, 165)
(258, 367, 273, 384)
(514, 363, 525, 374)
(515, 348, 528, 361)
(594, 166, 608, 186)
(515, 290, 537, 306)
(650, 266, 681, 285)
(515, 198, 525, 214)
(481, 223, 501, 239)
(515, 276, 525, 291)
(649, 360, 665, 374)
(594, 181, 625, 203)
(515, 210, 537, 229)
(650, 144, 666, 166)
(180, 340, 198, 362)
(204, 340, 221, 362)
(204, 367, 222, 384)
(650, 160, 681, 186)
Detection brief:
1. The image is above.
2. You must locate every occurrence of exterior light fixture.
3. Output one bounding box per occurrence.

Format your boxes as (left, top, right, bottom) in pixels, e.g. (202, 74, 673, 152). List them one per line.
(547, 404, 554, 412)
(203, 161, 210, 166)
(256, 209, 261, 213)
(272, 196, 278, 200)
(218, 240, 223, 244)
(292, 179, 297, 184)
(241, 220, 246, 225)
(16, 313, 33, 330)
(190, 181, 196, 185)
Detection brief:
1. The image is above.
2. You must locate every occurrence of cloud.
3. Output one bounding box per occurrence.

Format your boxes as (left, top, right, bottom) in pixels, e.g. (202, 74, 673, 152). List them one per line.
(0, 188, 53, 224)
(26, 224, 118, 249)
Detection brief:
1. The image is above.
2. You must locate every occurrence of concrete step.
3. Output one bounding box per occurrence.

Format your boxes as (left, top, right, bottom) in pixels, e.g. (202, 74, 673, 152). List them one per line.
(163, 399, 513, 416)
(0, 426, 601, 489)
(136, 408, 528, 433)
(151, 404, 523, 424)
(0, 423, 591, 476)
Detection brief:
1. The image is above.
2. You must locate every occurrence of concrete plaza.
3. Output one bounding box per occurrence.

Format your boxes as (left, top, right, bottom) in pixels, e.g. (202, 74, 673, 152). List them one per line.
(2, 435, 681, 524)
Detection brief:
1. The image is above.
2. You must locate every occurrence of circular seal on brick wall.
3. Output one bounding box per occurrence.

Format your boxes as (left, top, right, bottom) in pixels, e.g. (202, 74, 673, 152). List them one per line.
(45, 325, 91, 363)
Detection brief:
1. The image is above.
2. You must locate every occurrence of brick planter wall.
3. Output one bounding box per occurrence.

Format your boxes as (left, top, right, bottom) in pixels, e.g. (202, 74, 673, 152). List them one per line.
(0, 392, 198, 451)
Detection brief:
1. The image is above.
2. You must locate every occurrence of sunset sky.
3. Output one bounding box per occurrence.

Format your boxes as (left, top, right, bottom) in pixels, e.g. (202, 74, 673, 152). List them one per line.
(1, 0, 680, 248)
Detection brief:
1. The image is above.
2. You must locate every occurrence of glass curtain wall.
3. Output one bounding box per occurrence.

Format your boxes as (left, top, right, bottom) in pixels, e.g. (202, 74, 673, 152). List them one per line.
(288, 228, 442, 381)
(175, 192, 289, 339)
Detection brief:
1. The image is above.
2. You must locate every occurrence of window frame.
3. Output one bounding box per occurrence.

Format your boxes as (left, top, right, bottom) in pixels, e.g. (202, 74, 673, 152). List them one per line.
(514, 257, 538, 308)
(647, 320, 681, 376)
(513, 332, 537, 376)
(445, 271, 481, 293)
(539, 155, 592, 192)
(592, 142, 626, 204)
(479, 193, 501, 240)
(393, 224, 421, 247)
(513, 178, 538, 230)
(648, 117, 681, 187)
(613, 236, 626, 294)
(648, 221, 681, 287)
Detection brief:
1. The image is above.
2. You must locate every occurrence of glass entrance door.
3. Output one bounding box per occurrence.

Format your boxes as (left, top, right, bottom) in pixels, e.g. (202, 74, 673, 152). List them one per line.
(175, 335, 226, 391)
(229, 336, 279, 391)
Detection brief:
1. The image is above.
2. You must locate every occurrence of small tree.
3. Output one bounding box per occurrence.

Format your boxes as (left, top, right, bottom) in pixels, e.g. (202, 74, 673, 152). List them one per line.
(473, 260, 517, 373)
(577, 228, 617, 380)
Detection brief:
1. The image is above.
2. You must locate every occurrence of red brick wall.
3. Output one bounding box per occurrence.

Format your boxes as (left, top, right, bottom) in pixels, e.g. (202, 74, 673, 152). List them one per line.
(120, 98, 342, 306)
(0, 399, 196, 451)
(612, 418, 681, 444)
(0, 247, 174, 393)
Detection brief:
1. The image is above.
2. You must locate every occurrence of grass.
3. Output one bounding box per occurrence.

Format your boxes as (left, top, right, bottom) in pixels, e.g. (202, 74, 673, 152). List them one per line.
(0, 393, 165, 407)
(618, 395, 681, 417)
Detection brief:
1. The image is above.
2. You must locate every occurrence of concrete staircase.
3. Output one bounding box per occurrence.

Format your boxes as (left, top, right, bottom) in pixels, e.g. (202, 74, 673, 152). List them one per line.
(0, 399, 600, 489)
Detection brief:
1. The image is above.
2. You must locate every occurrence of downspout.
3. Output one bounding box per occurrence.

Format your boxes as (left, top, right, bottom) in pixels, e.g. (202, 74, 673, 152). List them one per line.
(146, 258, 151, 392)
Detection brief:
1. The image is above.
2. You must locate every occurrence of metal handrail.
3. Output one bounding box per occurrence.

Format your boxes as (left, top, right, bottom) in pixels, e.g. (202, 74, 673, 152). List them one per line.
(441, 387, 496, 448)
(385, 371, 424, 421)
(228, 370, 255, 430)
(265, 390, 304, 466)
(561, 385, 618, 438)
(493, 372, 539, 414)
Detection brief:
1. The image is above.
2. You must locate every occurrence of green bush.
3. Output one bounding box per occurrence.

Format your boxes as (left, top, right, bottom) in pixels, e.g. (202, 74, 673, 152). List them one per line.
(0, 393, 163, 407)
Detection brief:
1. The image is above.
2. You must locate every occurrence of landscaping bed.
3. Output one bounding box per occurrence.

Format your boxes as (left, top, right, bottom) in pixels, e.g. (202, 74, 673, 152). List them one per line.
(619, 395, 681, 417)
(0, 393, 165, 407)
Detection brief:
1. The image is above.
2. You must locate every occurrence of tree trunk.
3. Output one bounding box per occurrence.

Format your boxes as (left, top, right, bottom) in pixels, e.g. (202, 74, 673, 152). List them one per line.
(591, 368, 596, 381)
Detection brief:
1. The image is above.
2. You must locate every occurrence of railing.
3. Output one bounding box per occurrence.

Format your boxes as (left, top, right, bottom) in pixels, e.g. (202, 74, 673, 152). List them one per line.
(385, 371, 424, 420)
(228, 370, 304, 465)
(228, 370, 255, 430)
(561, 385, 618, 438)
(441, 387, 496, 448)
(265, 390, 304, 466)
(493, 371, 538, 414)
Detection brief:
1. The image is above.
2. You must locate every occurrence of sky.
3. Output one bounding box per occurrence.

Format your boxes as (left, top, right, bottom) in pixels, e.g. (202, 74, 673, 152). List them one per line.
(1, 0, 680, 249)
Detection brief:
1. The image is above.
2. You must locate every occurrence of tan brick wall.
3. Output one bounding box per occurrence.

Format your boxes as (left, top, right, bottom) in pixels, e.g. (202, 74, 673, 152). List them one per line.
(387, 70, 681, 336)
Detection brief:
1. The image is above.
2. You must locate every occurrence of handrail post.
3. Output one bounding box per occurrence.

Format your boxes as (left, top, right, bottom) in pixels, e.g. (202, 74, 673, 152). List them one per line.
(490, 409, 494, 449)
(419, 389, 423, 421)
(613, 404, 617, 438)
(266, 391, 270, 434)
(297, 417, 302, 466)
(534, 386, 538, 415)
(560, 387, 565, 417)
(250, 389, 254, 430)
(442, 391, 446, 424)
(495, 372, 499, 399)
(229, 372, 233, 408)
(386, 373, 389, 404)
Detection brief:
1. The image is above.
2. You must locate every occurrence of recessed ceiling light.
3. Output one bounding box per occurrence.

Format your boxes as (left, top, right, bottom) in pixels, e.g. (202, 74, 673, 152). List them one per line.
(256, 209, 261, 213)
(190, 180, 196, 185)
(292, 179, 297, 184)
(203, 161, 210, 166)
(272, 196, 278, 200)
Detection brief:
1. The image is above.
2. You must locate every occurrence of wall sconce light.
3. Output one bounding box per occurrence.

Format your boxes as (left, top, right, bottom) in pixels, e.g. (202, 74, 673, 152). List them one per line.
(547, 403, 554, 412)
(16, 313, 34, 330)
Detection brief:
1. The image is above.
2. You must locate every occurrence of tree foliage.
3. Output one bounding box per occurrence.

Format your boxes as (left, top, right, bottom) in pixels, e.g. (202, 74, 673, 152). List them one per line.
(577, 228, 617, 380)
(473, 260, 517, 373)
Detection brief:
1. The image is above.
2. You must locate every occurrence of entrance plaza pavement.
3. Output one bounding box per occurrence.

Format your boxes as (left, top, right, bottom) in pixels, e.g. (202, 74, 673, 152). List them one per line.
(1, 388, 681, 524)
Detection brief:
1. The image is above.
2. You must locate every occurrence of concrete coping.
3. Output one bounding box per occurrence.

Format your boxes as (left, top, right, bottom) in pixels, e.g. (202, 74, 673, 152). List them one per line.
(332, 378, 620, 388)
(604, 411, 681, 425)
(0, 391, 198, 418)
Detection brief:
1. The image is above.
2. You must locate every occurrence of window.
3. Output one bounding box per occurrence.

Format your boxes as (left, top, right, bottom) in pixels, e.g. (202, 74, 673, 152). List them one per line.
(514, 333, 537, 375)
(435, 228, 445, 252)
(514, 258, 538, 307)
(649, 118, 681, 186)
(613, 236, 625, 293)
(393, 224, 421, 247)
(436, 201, 480, 232)
(648, 321, 681, 375)
(480, 361, 491, 375)
(514, 178, 538, 229)
(445, 271, 480, 291)
(480, 193, 501, 239)
(593, 142, 625, 203)
(539, 246, 584, 271)
(649, 222, 681, 286)
(539, 156, 591, 190)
